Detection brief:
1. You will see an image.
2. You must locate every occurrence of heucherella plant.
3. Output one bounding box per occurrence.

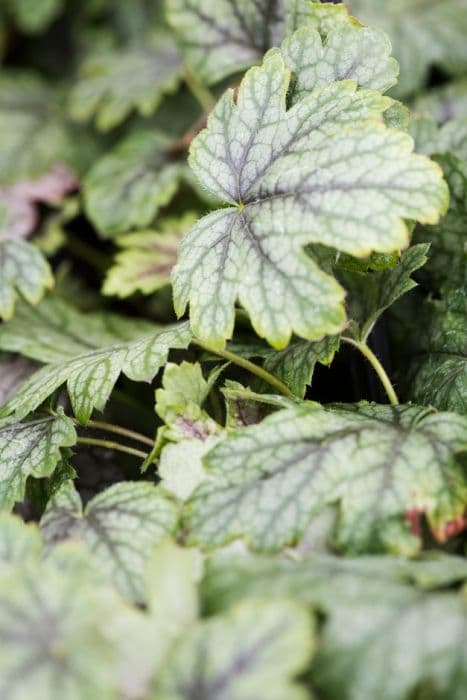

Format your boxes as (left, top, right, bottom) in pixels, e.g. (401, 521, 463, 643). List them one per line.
(0, 1, 465, 699)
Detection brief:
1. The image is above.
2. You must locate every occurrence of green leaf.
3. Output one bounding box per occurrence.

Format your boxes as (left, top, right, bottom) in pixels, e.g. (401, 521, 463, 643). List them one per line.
(40, 481, 178, 601)
(156, 361, 220, 440)
(0, 552, 132, 700)
(202, 552, 467, 614)
(342, 244, 429, 342)
(281, 22, 398, 105)
(155, 362, 224, 500)
(0, 296, 192, 423)
(167, 0, 397, 91)
(0, 239, 53, 320)
(103, 213, 197, 298)
(83, 130, 185, 237)
(403, 291, 467, 415)
(186, 403, 467, 554)
(414, 79, 467, 124)
(414, 154, 467, 294)
(202, 554, 467, 700)
(166, 0, 287, 85)
(0, 410, 76, 512)
(69, 37, 182, 131)
(153, 597, 314, 700)
(4, 0, 65, 33)
(348, 0, 467, 97)
(173, 51, 448, 349)
(0, 72, 76, 183)
(0, 514, 41, 576)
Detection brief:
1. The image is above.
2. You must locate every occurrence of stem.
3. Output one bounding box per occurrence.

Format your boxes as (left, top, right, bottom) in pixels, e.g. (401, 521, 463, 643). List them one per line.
(83, 419, 154, 447)
(76, 437, 148, 460)
(191, 339, 293, 398)
(342, 337, 399, 406)
(183, 65, 216, 112)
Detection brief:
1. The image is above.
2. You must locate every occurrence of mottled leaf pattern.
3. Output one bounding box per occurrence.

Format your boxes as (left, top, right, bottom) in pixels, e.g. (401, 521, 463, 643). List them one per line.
(0, 297, 192, 422)
(0, 410, 76, 511)
(187, 403, 467, 553)
(154, 597, 313, 700)
(173, 51, 447, 348)
(40, 481, 178, 601)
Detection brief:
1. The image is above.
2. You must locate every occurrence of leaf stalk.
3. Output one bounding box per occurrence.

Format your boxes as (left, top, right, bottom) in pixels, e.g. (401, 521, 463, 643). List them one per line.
(342, 336, 399, 406)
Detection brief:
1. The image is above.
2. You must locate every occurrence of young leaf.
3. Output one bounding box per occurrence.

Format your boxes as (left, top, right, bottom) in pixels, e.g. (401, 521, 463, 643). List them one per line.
(173, 51, 448, 349)
(186, 403, 467, 554)
(83, 130, 185, 237)
(69, 37, 183, 131)
(0, 410, 76, 512)
(103, 213, 197, 298)
(347, 0, 467, 97)
(0, 240, 53, 320)
(40, 481, 178, 601)
(155, 362, 223, 500)
(0, 297, 192, 423)
(153, 597, 314, 700)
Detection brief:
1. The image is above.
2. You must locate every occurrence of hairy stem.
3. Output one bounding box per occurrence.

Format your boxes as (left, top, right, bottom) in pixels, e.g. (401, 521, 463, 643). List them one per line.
(342, 336, 399, 406)
(191, 338, 293, 398)
(76, 437, 148, 460)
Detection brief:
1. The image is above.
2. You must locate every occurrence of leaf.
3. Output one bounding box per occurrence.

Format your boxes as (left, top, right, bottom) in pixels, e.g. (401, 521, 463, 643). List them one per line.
(0, 296, 192, 423)
(0, 72, 76, 183)
(173, 51, 448, 349)
(0, 514, 41, 576)
(166, 0, 287, 85)
(280, 22, 398, 105)
(83, 130, 185, 237)
(155, 362, 224, 499)
(202, 551, 467, 615)
(414, 79, 467, 124)
(69, 36, 183, 131)
(0, 410, 76, 512)
(40, 481, 178, 601)
(167, 0, 398, 91)
(413, 154, 467, 294)
(153, 597, 314, 700)
(202, 554, 467, 700)
(103, 213, 197, 298)
(402, 291, 467, 415)
(156, 361, 220, 441)
(0, 240, 53, 320)
(186, 403, 467, 554)
(4, 0, 65, 33)
(348, 0, 467, 97)
(342, 244, 429, 342)
(0, 552, 132, 700)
